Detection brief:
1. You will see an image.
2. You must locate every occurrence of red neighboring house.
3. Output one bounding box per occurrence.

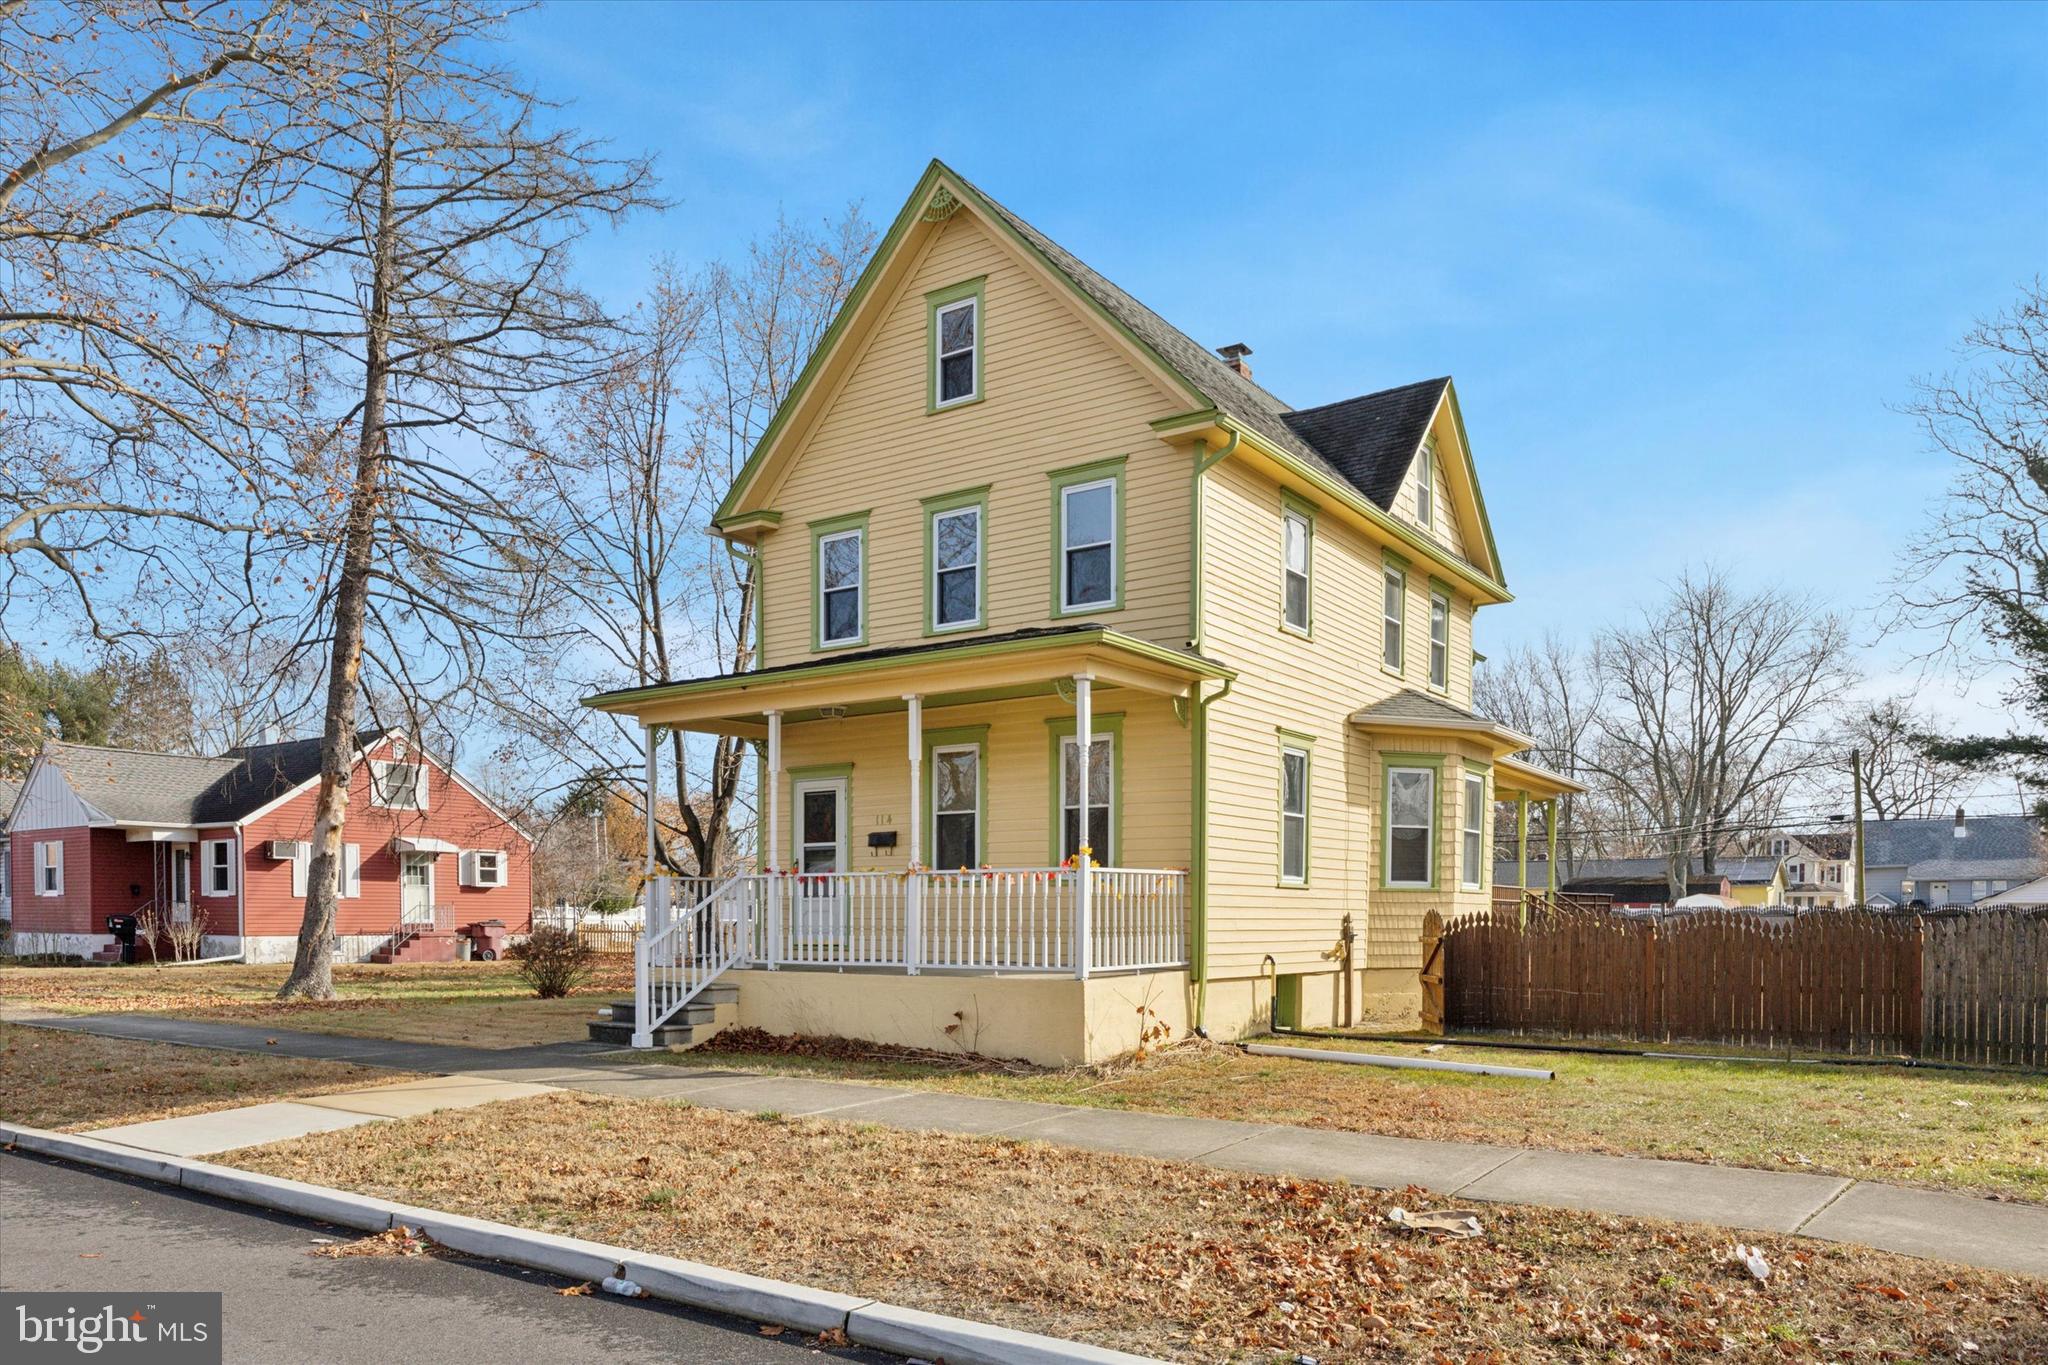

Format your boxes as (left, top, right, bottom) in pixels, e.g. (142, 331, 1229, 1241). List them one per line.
(5, 729, 531, 963)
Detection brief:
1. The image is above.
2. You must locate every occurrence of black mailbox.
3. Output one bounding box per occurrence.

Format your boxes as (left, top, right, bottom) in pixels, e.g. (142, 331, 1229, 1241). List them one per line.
(867, 830, 898, 850)
(105, 914, 140, 965)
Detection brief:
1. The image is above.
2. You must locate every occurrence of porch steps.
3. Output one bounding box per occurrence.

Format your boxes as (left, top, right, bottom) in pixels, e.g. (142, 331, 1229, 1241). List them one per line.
(587, 985, 739, 1050)
(370, 931, 460, 965)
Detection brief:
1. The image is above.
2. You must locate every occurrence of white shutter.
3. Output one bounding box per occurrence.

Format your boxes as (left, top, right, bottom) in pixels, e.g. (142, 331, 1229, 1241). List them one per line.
(342, 844, 361, 898)
(290, 849, 308, 898)
(458, 850, 477, 887)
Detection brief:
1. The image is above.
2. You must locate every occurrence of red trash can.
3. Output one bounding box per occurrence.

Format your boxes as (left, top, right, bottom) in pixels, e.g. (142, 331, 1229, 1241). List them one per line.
(465, 919, 509, 961)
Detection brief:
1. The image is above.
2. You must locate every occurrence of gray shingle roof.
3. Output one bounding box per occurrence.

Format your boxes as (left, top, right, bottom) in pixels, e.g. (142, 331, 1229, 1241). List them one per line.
(1864, 815, 2042, 873)
(45, 743, 241, 826)
(1353, 689, 1508, 730)
(43, 728, 387, 827)
(961, 172, 1447, 521)
(1563, 855, 1785, 886)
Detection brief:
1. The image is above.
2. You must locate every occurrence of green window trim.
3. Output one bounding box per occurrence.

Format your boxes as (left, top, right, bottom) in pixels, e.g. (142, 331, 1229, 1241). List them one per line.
(1278, 736, 1312, 887)
(1427, 585, 1452, 694)
(1047, 456, 1127, 617)
(1044, 711, 1124, 865)
(1279, 490, 1316, 638)
(921, 485, 991, 637)
(1459, 764, 1491, 890)
(809, 510, 870, 652)
(1381, 554, 1407, 678)
(1379, 750, 1444, 891)
(926, 276, 986, 414)
(921, 724, 990, 869)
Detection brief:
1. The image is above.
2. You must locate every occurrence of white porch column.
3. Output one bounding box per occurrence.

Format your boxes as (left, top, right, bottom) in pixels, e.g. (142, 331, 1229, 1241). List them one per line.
(643, 724, 662, 939)
(1074, 673, 1093, 980)
(905, 694, 923, 975)
(765, 710, 782, 970)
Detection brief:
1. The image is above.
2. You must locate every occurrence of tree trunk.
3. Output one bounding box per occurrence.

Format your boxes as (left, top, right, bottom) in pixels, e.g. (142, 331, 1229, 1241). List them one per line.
(277, 66, 397, 1001)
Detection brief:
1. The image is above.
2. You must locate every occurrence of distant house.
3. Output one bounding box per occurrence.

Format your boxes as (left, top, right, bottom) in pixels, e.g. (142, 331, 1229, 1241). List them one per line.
(1549, 855, 1787, 910)
(1978, 874, 2048, 907)
(4, 730, 531, 962)
(1760, 830, 1854, 910)
(0, 774, 20, 924)
(1864, 810, 2043, 909)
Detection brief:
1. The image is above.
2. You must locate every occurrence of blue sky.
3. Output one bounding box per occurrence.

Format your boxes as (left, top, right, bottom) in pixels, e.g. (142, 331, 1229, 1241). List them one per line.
(513, 0, 2043, 732)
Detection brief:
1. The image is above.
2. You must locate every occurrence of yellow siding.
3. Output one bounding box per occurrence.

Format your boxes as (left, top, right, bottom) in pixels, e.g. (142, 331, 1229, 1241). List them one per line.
(771, 692, 1189, 873)
(755, 210, 1191, 668)
(1388, 432, 1470, 564)
(1197, 457, 1498, 984)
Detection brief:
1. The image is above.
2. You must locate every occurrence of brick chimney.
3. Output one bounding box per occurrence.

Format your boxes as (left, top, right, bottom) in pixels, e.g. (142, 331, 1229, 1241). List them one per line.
(1954, 805, 1968, 838)
(1216, 343, 1253, 380)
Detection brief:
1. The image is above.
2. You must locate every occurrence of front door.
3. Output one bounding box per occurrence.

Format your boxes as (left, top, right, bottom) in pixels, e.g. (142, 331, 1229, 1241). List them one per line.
(791, 777, 847, 945)
(170, 848, 193, 924)
(400, 853, 434, 924)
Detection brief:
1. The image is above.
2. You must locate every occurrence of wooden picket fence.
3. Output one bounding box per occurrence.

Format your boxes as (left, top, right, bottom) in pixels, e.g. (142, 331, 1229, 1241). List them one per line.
(1421, 903, 2048, 1068)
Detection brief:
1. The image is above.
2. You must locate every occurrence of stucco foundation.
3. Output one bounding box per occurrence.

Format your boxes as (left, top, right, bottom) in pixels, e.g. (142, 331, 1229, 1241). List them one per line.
(729, 968, 1193, 1067)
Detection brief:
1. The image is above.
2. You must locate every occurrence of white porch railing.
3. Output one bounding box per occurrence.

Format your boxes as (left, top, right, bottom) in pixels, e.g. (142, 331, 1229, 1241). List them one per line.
(626, 868, 1188, 1044)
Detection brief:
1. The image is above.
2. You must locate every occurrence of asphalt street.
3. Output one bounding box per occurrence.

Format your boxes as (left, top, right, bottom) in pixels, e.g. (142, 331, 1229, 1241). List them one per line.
(0, 1150, 893, 1364)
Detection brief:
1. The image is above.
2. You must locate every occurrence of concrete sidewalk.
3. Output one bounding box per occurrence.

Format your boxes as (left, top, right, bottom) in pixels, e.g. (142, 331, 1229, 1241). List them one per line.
(19, 1011, 2048, 1278)
(86, 1074, 557, 1156)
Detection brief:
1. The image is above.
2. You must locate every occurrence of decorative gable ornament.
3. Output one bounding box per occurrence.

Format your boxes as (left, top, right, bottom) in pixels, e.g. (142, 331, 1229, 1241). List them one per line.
(922, 186, 962, 223)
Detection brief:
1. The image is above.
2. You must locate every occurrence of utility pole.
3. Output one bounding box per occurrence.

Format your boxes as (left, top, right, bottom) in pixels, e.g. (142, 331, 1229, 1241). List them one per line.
(1850, 747, 1866, 907)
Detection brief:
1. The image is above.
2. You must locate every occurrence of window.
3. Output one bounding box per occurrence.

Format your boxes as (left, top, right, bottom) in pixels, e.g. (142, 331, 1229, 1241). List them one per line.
(1056, 470, 1119, 613)
(461, 849, 506, 888)
(815, 523, 865, 647)
(1281, 506, 1311, 633)
(929, 501, 983, 631)
(933, 296, 979, 407)
(342, 844, 361, 898)
(932, 743, 980, 868)
(1416, 442, 1434, 529)
(1461, 773, 1486, 889)
(1429, 591, 1450, 691)
(370, 759, 426, 810)
(1279, 746, 1309, 883)
(1381, 566, 1405, 672)
(289, 845, 309, 897)
(202, 839, 236, 897)
(927, 278, 984, 411)
(1059, 733, 1114, 866)
(1385, 765, 1435, 888)
(34, 841, 62, 896)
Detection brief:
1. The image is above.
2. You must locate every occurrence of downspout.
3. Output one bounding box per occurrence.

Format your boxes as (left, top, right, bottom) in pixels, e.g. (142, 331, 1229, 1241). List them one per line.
(1190, 672, 1232, 1036)
(1186, 428, 1239, 1039)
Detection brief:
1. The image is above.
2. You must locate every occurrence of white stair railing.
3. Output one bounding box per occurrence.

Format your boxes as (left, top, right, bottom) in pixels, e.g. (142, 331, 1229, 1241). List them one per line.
(632, 876, 753, 1047)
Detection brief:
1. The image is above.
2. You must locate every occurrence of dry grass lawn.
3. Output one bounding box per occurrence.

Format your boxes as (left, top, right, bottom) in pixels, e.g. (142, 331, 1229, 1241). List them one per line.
(233, 1090, 2048, 1362)
(0, 1022, 407, 1131)
(0, 961, 632, 1049)
(676, 1030, 2048, 1204)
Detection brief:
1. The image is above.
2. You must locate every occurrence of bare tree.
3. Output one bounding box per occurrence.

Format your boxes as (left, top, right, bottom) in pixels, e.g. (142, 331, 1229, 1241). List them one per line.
(0, 1, 327, 644)
(495, 210, 873, 878)
(1834, 696, 1975, 821)
(1588, 568, 1853, 902)
(194, 1, 657, 999)
(1889, 282, 2048, 799)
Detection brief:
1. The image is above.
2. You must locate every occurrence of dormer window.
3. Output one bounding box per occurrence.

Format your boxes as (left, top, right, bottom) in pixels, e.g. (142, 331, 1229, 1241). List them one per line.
(927, 278, 984, 411)
(1416, 442, 1434, 529)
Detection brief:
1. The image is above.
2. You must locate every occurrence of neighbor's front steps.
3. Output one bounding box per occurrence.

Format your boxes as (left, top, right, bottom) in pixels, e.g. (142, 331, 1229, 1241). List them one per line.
(586, 983, 739, 1049)
(11, 1011, 2048, 1279)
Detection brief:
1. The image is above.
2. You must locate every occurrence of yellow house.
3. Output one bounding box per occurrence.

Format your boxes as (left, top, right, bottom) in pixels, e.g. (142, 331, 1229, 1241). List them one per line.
(586, 161, 1580, 1063)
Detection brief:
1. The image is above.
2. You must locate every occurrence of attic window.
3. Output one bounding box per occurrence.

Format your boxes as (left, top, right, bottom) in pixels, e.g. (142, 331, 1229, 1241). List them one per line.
(370, 759, 426, 810)
(1416, 442, 1434, 529)
(928, 279, 984, 411)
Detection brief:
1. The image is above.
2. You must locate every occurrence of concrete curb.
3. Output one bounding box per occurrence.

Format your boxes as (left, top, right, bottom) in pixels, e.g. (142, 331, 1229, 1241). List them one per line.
(0, 1122, 1160, 1364)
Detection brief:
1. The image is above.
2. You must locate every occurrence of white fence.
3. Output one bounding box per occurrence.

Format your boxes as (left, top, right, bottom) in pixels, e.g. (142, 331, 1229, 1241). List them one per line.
(650, 867, 1188, 977)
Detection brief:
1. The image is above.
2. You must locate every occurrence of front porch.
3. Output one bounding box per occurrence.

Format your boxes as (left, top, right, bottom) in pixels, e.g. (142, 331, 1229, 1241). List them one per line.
(584, 625, 1229, 1054)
